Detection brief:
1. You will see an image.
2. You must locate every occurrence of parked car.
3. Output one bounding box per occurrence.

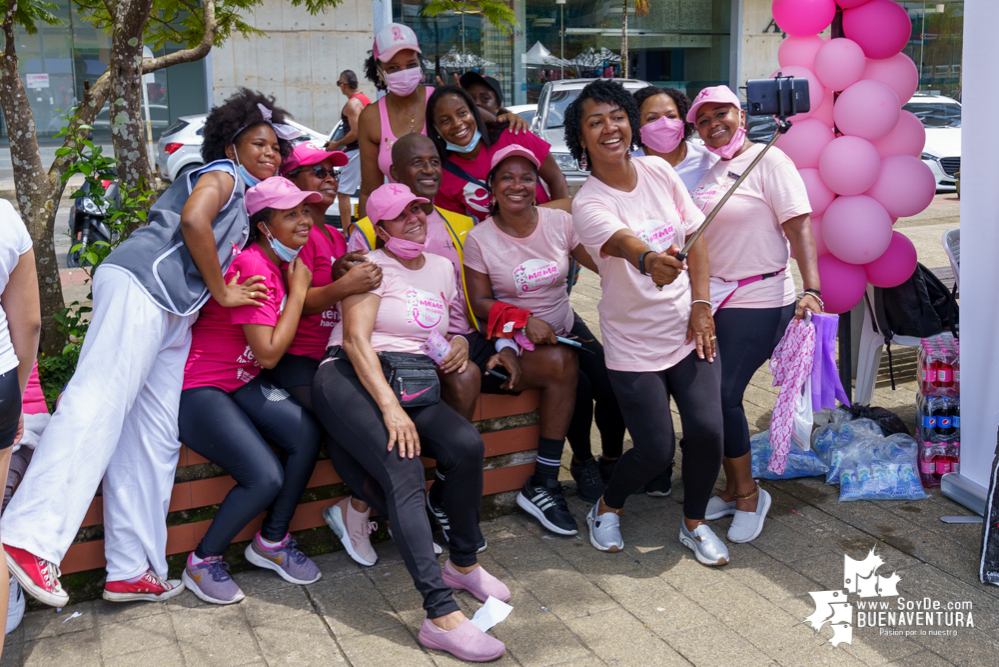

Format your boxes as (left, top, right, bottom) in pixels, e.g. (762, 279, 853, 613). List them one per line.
(530, 78, 651, 193)
(905, 93, 961, 192)
(94, 103, 171, 133)
(505, 103, 538, 126)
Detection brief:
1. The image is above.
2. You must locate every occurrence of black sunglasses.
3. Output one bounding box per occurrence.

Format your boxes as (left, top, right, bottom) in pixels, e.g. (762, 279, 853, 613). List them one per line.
(308, 165, 339, 179)
(336, 81, 346, 87)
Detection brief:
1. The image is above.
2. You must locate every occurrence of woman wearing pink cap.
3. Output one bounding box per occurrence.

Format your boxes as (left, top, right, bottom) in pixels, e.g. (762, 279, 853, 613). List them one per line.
(565, 80, 729, 567)
(178, 178, 325, 605)
(687, 85, 820, 545)
(312, 183, 508, 662)
(462, 143, 625, 532)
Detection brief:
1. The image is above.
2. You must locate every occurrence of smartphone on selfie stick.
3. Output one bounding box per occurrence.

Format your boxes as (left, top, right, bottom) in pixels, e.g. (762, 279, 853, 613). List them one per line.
(673, 75, 810, 263)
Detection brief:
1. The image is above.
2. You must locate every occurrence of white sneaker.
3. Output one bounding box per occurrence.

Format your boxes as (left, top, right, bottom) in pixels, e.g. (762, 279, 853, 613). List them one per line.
(679, 523, 729, 566)
(727, 488, 772, 544)
(704, 495, 737, 520)
(586, 502, 624, 552)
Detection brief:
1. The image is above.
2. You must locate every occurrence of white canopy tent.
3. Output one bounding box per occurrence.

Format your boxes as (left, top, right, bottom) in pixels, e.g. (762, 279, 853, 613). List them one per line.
(440, 47, 496, 71)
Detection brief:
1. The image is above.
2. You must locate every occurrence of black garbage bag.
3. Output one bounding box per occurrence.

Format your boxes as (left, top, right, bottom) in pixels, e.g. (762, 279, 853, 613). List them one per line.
(839, 404, 911, 437)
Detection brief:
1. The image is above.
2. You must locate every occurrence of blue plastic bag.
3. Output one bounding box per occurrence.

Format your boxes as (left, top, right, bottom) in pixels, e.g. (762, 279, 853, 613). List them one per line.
(838, 434, 926, 502)
(751, 431, 829, 479)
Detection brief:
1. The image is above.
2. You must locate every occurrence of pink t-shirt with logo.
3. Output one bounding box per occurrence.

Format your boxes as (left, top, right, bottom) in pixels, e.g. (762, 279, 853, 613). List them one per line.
(463, 207, 578, 335)
(572, 157, 705, 373)
(288, 224, 348, 360)
(328, 249, 458, 354)
(435, 129, 552, 222)
(690, 143, 811, 310)
(183, 244, 286, 392)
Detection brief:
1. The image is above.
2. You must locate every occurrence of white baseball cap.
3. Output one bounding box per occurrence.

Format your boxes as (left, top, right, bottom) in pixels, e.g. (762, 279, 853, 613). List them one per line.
(373, 23, 421, 63)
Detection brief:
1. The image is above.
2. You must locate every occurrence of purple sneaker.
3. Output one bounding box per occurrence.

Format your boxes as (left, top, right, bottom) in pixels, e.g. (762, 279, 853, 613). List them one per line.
(244, 533, 322, 585)
(182, 554, 244, 605)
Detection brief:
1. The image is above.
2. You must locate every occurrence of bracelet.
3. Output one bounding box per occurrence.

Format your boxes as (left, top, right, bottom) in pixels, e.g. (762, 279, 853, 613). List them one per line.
(798, 291, 825, 311)
(804, 288, 822, 297)
(691, 299, 712, 309)
(637, 250, 656, 276)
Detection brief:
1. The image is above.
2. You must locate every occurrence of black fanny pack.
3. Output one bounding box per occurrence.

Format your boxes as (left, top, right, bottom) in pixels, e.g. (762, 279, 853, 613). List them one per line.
(378, 351, 440, 407)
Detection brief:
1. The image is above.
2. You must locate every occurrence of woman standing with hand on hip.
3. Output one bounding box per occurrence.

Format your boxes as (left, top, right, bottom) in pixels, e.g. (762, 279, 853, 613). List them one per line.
(566, 80, 728, 567)
(687, 86, 821, 544)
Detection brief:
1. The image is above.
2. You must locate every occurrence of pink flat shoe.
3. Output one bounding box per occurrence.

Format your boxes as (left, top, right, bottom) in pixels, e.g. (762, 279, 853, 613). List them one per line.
(418, 617, 506, 662)
(442, 560, 511, 603)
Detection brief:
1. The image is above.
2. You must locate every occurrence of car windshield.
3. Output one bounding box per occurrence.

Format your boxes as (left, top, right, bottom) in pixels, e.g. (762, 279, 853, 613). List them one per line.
(903, 102, 961, 128)
(544, 89, 581, 130)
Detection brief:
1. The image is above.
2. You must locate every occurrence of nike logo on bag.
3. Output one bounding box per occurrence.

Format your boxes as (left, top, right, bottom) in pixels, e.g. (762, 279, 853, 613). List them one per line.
(400, 387, 431, 402)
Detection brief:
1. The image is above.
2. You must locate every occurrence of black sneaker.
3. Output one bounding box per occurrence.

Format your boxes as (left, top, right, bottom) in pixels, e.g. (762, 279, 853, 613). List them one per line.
(570, 457, 606, 504)
(516, 478, 579, 535)
(427, 484, 488, 553)
(645, 461, 674, 497)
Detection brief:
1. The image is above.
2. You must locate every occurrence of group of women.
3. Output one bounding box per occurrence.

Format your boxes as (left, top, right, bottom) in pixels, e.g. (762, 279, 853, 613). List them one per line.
(0, 20, 824, 664)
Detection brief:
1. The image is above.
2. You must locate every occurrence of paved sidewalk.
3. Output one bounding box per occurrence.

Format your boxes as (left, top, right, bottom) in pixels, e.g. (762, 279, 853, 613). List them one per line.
(6, 195, 986, 667)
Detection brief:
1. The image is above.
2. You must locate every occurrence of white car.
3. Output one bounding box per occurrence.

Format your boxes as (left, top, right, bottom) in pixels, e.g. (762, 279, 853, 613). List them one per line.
(905, 93, 961, 191)
(505, 103, 538, 126)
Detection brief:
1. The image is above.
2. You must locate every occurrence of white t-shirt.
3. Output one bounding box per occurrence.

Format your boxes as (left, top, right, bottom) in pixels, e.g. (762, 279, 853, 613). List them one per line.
(572, 157, 705, 373)
(690, 144, 812, 309)
(0, 200, 33, 375)
(633, 140, 719, 192)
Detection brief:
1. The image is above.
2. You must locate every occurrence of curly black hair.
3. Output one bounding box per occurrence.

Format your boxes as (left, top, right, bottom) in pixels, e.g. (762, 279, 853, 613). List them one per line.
(363, 52, 430, 92)
(633, 86, 695, 142)
(247, 207, 273, 245)
(426, 86, 495, 160)
(201, 88, 294, 164)
(563, 80, 642, 165)
(485, 156, 539, 216)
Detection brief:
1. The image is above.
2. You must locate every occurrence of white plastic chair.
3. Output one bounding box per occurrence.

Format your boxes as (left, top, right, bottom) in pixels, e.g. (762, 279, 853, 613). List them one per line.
(943, 228, 960, 292)
(854, 285, 922, 405)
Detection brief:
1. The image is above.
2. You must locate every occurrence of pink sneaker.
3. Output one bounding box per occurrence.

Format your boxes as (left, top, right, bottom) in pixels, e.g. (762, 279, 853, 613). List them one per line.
(418, 617, 505, 662)
(323, 497, 378, 566)
(442, 560, 511, 603)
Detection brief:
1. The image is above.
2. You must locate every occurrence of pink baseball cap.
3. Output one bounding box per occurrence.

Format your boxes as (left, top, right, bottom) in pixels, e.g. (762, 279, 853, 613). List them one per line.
(367, 183, 429, 225)
(245, 177, 322, 216)
(686, 85, 742, 123)
(373, 23, 422, 63)
(490, 144, 541, 171)
(279, 141, 349, 176)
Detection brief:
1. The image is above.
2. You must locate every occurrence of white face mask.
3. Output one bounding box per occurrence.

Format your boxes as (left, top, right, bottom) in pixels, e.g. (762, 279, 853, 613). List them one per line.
(381, 67, 423, 97)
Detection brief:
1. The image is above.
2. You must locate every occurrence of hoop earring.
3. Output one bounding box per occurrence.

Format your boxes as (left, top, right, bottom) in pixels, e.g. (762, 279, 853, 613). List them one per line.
(579, 152, 589, 171)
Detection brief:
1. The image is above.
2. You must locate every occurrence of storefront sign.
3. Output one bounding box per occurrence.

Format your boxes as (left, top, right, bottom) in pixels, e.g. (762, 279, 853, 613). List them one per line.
(26, 73, 49, 89)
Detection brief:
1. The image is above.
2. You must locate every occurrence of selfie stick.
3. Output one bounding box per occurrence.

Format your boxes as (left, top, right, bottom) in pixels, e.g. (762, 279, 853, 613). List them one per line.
(674, 76, 801, 263)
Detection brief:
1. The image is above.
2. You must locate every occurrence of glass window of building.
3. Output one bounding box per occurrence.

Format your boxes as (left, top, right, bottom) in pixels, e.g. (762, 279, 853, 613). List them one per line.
(897, 0, 963, 101)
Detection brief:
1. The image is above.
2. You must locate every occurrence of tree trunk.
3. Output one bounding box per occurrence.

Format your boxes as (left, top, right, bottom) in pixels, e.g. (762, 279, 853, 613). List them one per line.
(109, 0, 157, 222)
(621, 0, 628, 77)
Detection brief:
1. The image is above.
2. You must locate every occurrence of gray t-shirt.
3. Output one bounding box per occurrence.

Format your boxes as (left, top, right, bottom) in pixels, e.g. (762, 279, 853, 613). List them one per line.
(100, 160, 249, 316)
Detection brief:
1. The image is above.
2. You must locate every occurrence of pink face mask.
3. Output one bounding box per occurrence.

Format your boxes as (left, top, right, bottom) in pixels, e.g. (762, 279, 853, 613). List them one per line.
(640, 116, 685, 154)
(382, 67, 423, 97)
(704, 126, 747, 160)
(384, 235, 425, 259)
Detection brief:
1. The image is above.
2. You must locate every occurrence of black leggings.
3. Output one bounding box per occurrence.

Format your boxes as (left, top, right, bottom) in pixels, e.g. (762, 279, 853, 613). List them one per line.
(565, 315, 626, 461)
(605, 350, 724, 520)
(0, 370, 21, 450)
(178, 376, 322, 558)
(266, 353, 384, 513)
(312, 356, 484, 619)
(714, 305, 795, 459)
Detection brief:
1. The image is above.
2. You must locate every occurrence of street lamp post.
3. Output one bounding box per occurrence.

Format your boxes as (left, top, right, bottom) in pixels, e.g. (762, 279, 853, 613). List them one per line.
(557, 0, 566, 79)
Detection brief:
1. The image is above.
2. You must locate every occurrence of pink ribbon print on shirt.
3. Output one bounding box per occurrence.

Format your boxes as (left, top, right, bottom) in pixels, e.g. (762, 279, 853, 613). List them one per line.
(513, 259, 560, 295)
(405, 288, 446, 329)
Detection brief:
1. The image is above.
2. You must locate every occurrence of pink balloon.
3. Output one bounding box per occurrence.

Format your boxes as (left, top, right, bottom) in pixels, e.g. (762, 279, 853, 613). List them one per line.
(770, 66, 823, 120)
(822, 195, 893, 265)
(838, 0, 872, 7)
(798, 168, 836, 217)
(778, 35, 826, 69)
(873, 111, 925, 158)
(810, 88, 836, 127)
(865, 155, 937, 218)
(843, 0, 913, 60)
(834, 79, 901, 141)
(818, 136, 881, 196)
(772, 0, 837, 37)
(863, 53, 920, 104)
(775, 118, 835, 169)
(817, 254, 868, 314)
(864, 232, 917, 288)
(814, 39, 867, 92)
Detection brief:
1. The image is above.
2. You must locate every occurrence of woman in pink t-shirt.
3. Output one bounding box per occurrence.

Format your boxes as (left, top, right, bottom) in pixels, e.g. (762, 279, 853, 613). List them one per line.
(463, 144, 625, 535)
(311, 183, 507, 663)
(427, 86, 568, 223)
(566, 80, 729, 567)
(687, 86, 822, 546)
(178, 178, 325, 606)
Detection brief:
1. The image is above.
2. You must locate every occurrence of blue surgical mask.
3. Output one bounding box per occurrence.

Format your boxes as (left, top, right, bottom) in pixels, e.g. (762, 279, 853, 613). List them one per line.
(264, 224, 301, 262)
(234, 153, 262, 187)
(445, 128, 482, 154)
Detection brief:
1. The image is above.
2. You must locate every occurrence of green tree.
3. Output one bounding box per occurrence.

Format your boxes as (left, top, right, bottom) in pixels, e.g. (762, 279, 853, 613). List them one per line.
(421, 0, 518, 35)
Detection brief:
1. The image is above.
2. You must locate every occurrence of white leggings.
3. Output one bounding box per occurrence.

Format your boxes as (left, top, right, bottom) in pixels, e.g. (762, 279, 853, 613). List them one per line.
(2, 266, 193, 581)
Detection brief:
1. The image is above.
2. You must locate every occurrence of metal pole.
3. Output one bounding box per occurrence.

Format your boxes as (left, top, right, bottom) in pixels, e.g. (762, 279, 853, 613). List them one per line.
(561, 3, 565, 79)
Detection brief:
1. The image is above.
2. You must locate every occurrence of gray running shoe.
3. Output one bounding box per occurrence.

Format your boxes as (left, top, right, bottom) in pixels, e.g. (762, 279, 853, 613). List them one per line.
(182, 556, 244, 605)
(679, 523, 730, 566)
(586, 502, 624, 552)
(704, 495, 737, 520)
(244, 534, 322, 585)
(728, 487, 772, 543)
